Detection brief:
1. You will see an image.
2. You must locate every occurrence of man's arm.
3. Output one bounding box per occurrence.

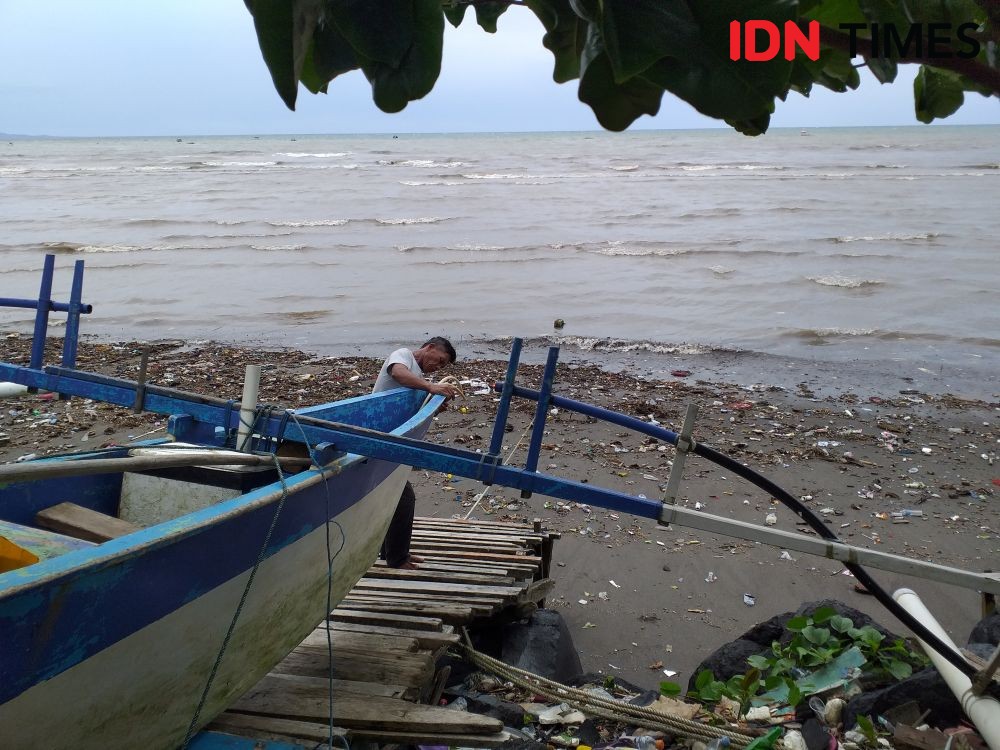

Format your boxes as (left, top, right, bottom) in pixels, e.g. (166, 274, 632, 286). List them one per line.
(388, 364, 459, 399)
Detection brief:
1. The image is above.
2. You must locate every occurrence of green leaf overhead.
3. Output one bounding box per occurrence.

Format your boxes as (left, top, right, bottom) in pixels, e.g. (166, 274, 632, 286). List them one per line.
(243, 0, 999, 132)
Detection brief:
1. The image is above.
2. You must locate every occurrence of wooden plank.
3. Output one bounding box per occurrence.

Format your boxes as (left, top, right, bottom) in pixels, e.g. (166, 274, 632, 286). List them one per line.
(409, 549, 541, 564)
(300, 627, 421, 654)
(410, 540, 523, 554)
(362, 566, 515, 586)
(328, 622, 459, 650)
(274, 646, 434, 688)
(344, 592, 503, 611)
(371, 559, 519, 577)
(35, 502, 141, 543)
(521, 578, 556, 603)
(411, 529, 543, 545)
(229, 679, 503, 734)
(354, 578, 524, 598)
(412, 522, 545, 539)
(416, 515, 547, 532)
(209, 713, 510, 748)
(328, 609, 443, 631)
(342, 596, 503, 617)
(244, 672, 407, 700)
(334, 602, 473, 625)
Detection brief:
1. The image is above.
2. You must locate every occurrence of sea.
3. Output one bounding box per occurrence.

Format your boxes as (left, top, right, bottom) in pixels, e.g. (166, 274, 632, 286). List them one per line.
(1, 127, 998, 398)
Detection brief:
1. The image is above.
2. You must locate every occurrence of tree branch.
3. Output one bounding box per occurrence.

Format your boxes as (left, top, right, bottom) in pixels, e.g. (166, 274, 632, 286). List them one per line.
(820, 25, 1000, 97)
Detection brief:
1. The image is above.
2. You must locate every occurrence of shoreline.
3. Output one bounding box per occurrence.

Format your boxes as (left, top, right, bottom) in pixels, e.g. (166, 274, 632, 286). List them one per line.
(1, 335, 997, 690)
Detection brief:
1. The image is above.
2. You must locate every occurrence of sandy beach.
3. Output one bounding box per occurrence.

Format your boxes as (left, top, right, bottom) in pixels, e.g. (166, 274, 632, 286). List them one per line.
(1, 335, 997, 693)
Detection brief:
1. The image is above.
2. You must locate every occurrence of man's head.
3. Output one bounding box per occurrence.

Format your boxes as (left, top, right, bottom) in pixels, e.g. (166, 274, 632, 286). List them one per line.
(414, 336, 456, 374)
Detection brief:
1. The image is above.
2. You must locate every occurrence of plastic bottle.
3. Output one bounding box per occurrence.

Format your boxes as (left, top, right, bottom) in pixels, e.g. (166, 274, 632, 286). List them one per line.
(893, 509, 924, 518)
(634, 737, 657, 750)
(449, 696, 468, 711)
(706, 737, 731, 750)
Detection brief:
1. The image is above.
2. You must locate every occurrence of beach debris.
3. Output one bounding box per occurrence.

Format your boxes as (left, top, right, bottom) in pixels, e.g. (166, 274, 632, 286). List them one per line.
(743, 593, 756, 606)
(765, 512, 778, 525)
(671, 369, 691, 378)
(705, 571, 718, 583)
(553, 318, 565, 329)
(779, 550, 795, 561)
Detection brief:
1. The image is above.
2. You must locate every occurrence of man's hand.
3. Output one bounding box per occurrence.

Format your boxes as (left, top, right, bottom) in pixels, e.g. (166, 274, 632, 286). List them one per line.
(428, 382, 459, 400)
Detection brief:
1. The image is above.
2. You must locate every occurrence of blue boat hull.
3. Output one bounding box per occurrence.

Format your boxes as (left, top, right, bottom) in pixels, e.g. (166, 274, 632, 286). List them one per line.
(0, 388, 435, 749)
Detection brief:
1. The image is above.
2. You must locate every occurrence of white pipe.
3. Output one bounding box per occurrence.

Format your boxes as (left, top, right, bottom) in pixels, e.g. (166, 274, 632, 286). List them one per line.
(893, 588, 1000, 750)
(236, 364, 261, 451)
(0, 382, 28, 399)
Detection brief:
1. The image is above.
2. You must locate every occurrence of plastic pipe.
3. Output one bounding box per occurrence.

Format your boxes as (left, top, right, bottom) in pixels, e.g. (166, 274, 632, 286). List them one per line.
(894, 588, 1000, 750)
(236, 364, 261, 451)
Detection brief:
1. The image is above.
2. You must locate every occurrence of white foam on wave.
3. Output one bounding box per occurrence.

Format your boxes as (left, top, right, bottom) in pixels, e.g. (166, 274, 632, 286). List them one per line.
(590, 242, 686, 257)
(802, 327, 878, 337)
(267, 219, 349, 227)
(709, 265, 735, 275)
(250, 244, 308, 251)
(378, 159, 465, 168)
(831, 232, 937, 243)
(461, 173, 527, 180)
(808, 275, 884, 288)
(200, 161, 277, 167)
(277, 152, 349, 158)
(609, 165, 639, 171)
(399, 180, 466, 186)
(556, 336, 715, 356)
(375, 217, 443, 225)
(77, 244, 140, 254)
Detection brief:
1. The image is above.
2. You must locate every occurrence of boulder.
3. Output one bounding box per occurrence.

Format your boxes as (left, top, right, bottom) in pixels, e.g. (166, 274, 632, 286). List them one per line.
(501, 609, 583, 683)
(967, 611, 1000, 646)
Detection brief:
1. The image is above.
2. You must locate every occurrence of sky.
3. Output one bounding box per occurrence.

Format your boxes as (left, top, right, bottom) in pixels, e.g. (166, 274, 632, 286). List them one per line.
(0, 1, 997, 137)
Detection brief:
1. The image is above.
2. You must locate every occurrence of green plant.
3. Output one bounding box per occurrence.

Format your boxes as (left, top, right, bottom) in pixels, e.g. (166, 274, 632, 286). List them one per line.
(686, 606, 928, 713)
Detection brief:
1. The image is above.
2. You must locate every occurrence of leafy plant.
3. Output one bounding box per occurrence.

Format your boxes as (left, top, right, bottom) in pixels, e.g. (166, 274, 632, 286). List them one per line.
(243, 0, 998, 133)
(686, 606, 928, 714)
(659, 680, 682, 696)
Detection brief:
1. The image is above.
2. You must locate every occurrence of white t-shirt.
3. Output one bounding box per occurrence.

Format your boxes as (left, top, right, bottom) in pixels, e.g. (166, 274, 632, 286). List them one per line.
(372, 348, 423, 393)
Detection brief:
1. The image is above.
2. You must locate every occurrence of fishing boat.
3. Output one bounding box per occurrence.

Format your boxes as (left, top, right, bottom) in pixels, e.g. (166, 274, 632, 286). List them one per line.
(0, 386, 439, 749)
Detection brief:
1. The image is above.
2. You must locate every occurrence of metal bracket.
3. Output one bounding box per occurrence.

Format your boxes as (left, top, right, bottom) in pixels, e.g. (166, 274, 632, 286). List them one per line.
(662, 402, 698, 508)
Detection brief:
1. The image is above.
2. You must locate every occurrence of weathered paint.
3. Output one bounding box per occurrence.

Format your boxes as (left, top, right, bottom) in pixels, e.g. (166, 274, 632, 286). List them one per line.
(0, 387, 432, 749)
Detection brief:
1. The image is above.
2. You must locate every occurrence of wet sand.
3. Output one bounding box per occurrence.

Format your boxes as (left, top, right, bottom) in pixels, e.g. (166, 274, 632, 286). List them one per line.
(1, 336, 997, 691)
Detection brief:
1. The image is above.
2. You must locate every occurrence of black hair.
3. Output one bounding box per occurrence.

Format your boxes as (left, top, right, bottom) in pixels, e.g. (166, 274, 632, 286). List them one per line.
(422, 336, 456, 364)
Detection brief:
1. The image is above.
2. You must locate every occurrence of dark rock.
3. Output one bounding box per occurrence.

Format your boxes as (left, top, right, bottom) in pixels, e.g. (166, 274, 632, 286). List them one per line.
(801, 718, 833, 750)
(968, 612, 1000, 646)
(567, 672, 650, 695)
(501, 609, 583, 683)
(687, 639, 765, 690)
(741, 611, 795, 647)
(465, 692, 528, 727)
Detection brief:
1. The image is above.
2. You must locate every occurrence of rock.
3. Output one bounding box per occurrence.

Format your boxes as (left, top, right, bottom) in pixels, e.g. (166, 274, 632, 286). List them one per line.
(801, 718, 831, 750)
(793, 600, 900, 641)
(501, 609, 583, 682)
(687, 638, 765, 690)
(784, 730, 808, 750)
(967, 611, 1000, 646)
(824, 697, 846, 727)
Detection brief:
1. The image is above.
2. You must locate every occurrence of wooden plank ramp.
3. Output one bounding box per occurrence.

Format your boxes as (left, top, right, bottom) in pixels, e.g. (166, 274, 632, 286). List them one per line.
(204, 516, 560, 748)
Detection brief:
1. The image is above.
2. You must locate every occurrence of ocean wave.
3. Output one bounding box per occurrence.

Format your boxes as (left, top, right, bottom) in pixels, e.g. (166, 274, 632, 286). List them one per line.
(808, 275, 884, 288)
(709, 265, 735, 275)
(828, 232, 938, 243)
(786, 328, 1000, 348)
(377, 159, 465, 168)
(514, 335, 720, 356)
(276, 152, 350, 158)
(198, 160, 276, 167)
(77, 244, 141, 254)
(460, 173, 528, 180)
(788, 327, 879, 339)
(680, 207, 742, 219)
(590, 245, 688, 257)
(609, 165, 639, 171)
(398, 180, 466, 186)
(278, 310, 330, 323)
(0, 167, 28, 175)
(676, 162, 785, 172)
(249, 244, 308, 251)
(267, 219, 349, 227)
(374, 217, 444, 225)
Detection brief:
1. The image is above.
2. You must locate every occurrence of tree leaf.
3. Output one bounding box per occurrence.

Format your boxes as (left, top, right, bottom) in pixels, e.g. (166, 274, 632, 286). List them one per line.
(811, 606, 836, 624)
(328, 0, 413, 67)
(443, 2, 468, 28)
(695, 669, 715, 691)
(245, 0, 323, 109)
(577, 24, 664, 131)
(914, 65, 966, 122)
(357, 0, 445, 113)
(829, 615, 855, 633)
(802, 626, 831, 645)
(525, 0, 586, 83)
(786, 616, 810, 632)
(474, 1, 509, 33)
(300, 17, 360, 94)
(747, 654, 772, 670)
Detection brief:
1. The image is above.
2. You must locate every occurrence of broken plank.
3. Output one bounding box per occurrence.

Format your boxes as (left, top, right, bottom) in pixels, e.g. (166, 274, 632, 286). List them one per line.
(328, 609, 444, 630)
(328, 621, 459, 650)
(274, 648, 434, 688)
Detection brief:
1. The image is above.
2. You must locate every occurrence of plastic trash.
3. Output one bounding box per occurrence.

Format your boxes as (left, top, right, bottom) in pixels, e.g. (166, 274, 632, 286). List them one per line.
(635, 737, 658, 750)
(891, 509, 924, 518)
(706, 737, 731, 750)
(743, 593, 756, 606)
(449, 696, 468, 711)
(765, 512, 777, 526)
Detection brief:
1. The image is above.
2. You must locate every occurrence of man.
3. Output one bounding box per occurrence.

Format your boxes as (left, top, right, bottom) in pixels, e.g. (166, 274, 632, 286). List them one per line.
(373, 337, 459, 569)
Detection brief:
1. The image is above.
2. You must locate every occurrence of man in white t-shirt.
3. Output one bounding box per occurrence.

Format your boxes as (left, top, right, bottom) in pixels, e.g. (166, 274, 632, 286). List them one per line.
(373, 337, 458, 569)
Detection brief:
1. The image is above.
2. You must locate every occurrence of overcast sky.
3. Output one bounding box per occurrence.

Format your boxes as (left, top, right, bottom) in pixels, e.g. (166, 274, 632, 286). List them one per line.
(1, 1, 997, 137)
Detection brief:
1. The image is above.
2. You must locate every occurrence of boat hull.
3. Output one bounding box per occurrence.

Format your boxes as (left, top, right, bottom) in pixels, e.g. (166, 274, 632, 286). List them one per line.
(0, 390, 434, 749)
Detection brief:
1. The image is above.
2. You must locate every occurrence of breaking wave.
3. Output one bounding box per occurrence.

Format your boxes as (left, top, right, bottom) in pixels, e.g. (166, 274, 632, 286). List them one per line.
(808, 275, 884, 288)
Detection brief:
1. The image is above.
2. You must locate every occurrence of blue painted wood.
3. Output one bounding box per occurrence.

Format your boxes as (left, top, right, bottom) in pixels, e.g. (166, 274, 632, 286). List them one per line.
(189, 731, 308, 749)
(487, 337, 522, 460)
(60, 259, 87, 370)
(523, 346, 559, 479)
(29, 254, 55, 371)
(0, 297, 93, 315)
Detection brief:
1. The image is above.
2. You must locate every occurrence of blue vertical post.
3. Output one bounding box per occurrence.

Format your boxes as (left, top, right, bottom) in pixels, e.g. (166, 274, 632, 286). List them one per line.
(487, 337, 522, 460)
(29, 254, 55, 373)
(61, 259, 85, 370)
(521, 346, 559, 499)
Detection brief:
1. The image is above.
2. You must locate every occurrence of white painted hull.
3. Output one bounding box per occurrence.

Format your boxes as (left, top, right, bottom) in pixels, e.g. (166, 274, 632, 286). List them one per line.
(0, 464, 408, 749)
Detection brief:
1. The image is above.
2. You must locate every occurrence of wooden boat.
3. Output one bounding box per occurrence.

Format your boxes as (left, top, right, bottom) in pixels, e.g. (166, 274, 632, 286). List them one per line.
(0, 387, 437, 749)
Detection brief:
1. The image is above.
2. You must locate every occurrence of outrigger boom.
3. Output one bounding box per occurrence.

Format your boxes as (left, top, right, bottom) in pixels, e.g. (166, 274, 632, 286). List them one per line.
(3, 255, 998, 704)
